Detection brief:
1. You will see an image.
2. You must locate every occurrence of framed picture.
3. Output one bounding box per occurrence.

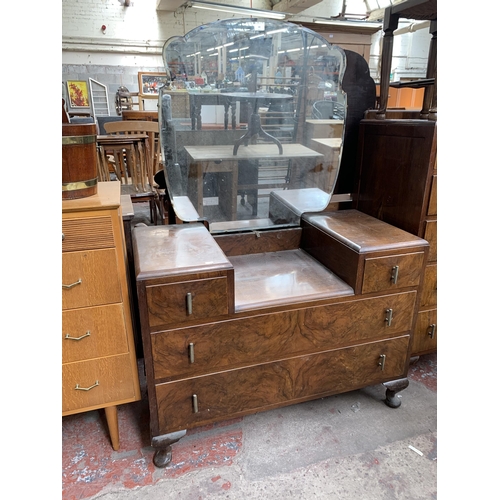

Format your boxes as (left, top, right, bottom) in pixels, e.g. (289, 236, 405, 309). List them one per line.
(66, 80, 90, 108)
(138, 72, 168, 95)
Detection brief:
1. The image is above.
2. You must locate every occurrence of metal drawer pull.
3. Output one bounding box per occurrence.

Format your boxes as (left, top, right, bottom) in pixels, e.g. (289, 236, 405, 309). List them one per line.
(378, 354, 386, 371)
(391, 265, 399, 284)
(62, 279, 82, 289)
(385, 308, 393, 326)
(192, 394, 199, 413)
(75, 380, 99, 391)
(189, 343, 195, 363)
(428, 324, 436, 339)
(65, 331, 90, 341)
(186, 292, 193, 315)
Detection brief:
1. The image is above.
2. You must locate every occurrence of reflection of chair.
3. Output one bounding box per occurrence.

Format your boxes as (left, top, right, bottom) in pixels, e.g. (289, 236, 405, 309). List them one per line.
(312, 100, 345, 120)
(102, 120, 161, 224)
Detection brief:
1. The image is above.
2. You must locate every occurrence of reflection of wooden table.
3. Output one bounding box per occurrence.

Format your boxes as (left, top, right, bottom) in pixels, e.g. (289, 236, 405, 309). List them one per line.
(184, 144, 323, 220)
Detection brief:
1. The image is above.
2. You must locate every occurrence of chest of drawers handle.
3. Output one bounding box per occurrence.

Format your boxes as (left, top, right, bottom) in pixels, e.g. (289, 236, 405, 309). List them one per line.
(428, 324, 436, 339)
(65, 331, 91, 341)
(75, 380, 99, 391)
(385, 308, 393, 326)
(186, 292, 193, 315)
(188, 343, 195, 363)
(192, 394, 199, 413)
(63, 278, 82, 289)
(378, 354, 386, 371)
(391, 265, 399, 284)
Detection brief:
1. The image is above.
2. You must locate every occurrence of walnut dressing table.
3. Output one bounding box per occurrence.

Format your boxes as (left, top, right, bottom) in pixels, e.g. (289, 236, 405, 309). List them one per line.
(62, 181, 141, 450)
(136, 17, 430, 468)
(134, 210, 428, 467)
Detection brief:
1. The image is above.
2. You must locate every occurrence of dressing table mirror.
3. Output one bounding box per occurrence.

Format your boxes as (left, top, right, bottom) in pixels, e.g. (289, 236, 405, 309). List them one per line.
(158, 18, 345, 232)
(133, 18, 430, 468)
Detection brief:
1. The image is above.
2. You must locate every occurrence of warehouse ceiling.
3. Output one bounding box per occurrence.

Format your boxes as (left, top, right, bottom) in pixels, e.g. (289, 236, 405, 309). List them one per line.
(155, 0, 437, 22)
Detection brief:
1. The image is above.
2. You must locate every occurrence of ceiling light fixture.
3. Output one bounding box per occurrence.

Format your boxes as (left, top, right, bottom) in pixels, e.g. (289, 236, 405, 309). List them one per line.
(188, 1, 287, 20)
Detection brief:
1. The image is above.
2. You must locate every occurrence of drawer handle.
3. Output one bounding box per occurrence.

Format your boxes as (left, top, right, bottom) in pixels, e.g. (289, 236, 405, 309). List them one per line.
(75, 380, 99, 391)
(428, 324, 436, 339)
(378, 354, 386, 371)
(188, 343, 195, 363)
(65, 330, 91, 341)
(186, 292, 193, 315)
(62, 278, 82, 289)
(192, 394, 199, 413)
(385, 308, 393, 327)
(391, 265, 399, 284)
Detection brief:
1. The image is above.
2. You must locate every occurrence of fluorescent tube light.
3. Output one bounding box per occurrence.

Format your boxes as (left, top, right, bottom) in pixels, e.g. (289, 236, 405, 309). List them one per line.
(189, 1, 287, 20)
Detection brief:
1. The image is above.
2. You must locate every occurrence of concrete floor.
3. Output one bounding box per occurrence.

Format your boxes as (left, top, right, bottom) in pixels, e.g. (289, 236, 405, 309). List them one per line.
(62, 354, 437, 500)
(62, 204, 437, 499)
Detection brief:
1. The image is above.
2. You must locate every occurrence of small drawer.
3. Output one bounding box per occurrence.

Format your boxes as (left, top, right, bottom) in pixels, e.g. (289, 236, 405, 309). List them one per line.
(62, 354, 137, 414)
(146, 277, 229, 328)
(62, 249, 122, 310)
(62, 216, 115, 252)
(362, 252, 425, 294)
(62, 304, 129, 364)
(412, 308, 437, 355)
(420, 263, 437, 309)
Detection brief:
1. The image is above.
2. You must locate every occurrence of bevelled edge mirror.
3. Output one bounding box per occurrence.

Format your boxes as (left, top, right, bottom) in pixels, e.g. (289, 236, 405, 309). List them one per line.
(158, 18, 346, 234)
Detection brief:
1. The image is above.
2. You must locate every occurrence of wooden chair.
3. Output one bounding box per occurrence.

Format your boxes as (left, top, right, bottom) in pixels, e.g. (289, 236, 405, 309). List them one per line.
(102, 120, 162, 224)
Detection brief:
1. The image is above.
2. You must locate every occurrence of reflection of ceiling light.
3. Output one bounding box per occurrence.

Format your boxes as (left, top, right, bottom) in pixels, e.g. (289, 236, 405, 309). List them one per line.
(188, 1, 287, 20)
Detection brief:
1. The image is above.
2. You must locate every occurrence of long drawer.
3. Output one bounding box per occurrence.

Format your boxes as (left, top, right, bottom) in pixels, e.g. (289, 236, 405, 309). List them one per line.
(62, 303, 129, 364)
(151, 291, 417, 381)
(154, 335, 410, 434)
(63, 354, 138, 414)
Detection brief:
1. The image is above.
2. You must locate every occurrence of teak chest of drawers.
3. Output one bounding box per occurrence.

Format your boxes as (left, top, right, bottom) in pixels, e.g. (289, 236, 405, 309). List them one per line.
(62, 181, 141, 450)
(133, 209, 429, 467)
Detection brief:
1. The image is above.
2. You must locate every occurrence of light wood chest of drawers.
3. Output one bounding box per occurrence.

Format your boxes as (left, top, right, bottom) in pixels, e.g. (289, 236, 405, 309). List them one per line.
(62, 182, 141, 450)
(133, 210, 429, 467)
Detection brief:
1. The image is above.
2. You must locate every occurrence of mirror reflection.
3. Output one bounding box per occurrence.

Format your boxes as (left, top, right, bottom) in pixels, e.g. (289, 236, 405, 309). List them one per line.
(159, 18, 346, 233)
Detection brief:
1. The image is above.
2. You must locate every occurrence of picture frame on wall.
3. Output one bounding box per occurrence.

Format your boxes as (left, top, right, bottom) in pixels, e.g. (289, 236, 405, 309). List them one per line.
(66, 80, 91, 108)
(138, 72, 168, 95)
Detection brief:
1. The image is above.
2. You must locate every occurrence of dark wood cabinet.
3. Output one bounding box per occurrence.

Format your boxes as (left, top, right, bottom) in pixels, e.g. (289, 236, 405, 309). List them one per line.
(354, 118, 437, 357)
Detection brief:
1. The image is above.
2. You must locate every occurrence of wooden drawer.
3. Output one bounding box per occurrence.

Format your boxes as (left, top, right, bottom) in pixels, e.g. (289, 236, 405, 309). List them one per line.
(62, 249, 122, 310)
(362, 252, 425, 294)
(423, 220, 437, 262)
(154, 336, 410, 434)
(412, 308, 437, 355)
(420, 263, 437, 309)
(151, 291, 417, 380)
(62, 304, 129, 364)
(62, 216, 115, 252)
(62, 354, 138, 414)
(146, 276, 229, 328)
